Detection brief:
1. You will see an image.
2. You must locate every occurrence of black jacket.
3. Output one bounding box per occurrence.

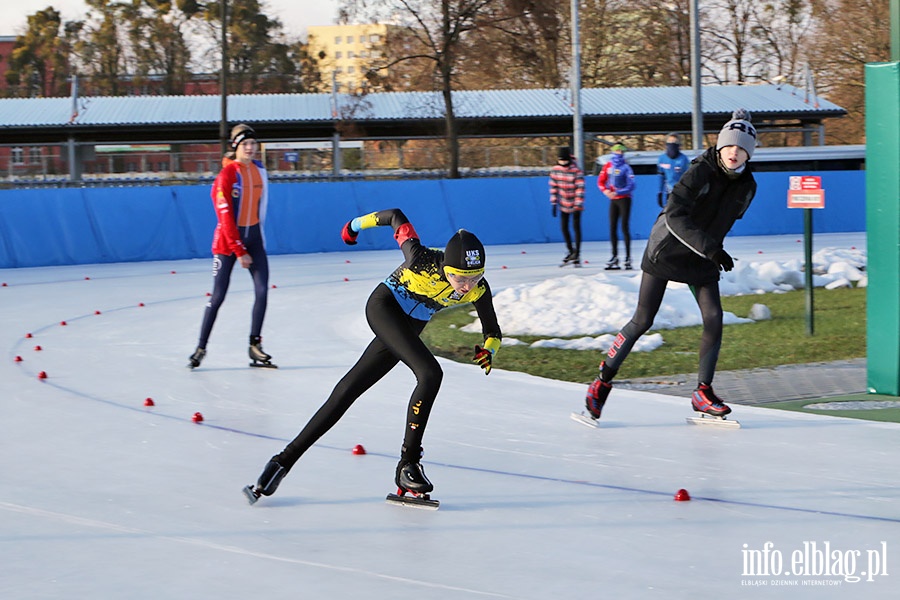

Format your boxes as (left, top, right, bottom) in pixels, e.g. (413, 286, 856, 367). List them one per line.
(641, 147, 756, 285)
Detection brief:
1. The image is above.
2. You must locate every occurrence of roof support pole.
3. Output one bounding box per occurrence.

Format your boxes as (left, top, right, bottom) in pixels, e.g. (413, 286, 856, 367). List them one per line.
(689, 0, 703, 149)
(570, 0, 584, 171)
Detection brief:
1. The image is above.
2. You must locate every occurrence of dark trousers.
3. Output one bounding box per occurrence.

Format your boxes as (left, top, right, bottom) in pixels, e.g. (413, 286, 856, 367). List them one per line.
(608, 197, 632, 260)
(560, 211, 582, 257)
(276, 284, 443, 469)
(197, 224, 269, 348)
(604, 272, 723, 385)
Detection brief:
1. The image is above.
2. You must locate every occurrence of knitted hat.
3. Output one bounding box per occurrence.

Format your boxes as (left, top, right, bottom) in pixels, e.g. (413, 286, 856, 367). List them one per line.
(716, 109, 757, 158)
(557, 147, 572, 162)
(610, 143, 627, 153)
(443, 229, 485, 274)
(230, 124, 258, 148)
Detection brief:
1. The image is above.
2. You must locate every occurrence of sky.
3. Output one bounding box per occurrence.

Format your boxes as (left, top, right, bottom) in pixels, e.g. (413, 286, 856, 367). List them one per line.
(2, 231, 897, 599)
(2, 0, 342, 37)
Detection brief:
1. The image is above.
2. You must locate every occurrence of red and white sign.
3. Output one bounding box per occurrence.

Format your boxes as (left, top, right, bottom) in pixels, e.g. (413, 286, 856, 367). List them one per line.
(787, 176, 825, 209)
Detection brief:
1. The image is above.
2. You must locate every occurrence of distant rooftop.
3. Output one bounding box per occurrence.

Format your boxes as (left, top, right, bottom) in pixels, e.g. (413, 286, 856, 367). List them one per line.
(0, 84, 844, 145)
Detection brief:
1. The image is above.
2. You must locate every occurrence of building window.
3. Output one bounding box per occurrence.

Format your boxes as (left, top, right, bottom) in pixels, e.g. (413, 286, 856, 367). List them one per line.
(11, 147, 24, 165)
(348, 66, 355, 74)
(348, 51, 355, 59)
(370, 34, 380, 43)
(335, 51, 342, 59)
(29, 147, 43, 163)
(346, 36, 353, 43)
(334, 36, 341, 44)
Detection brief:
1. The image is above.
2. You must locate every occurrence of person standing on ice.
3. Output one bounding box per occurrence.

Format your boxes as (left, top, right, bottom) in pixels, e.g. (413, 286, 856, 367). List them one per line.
(244, 208, 502, 504)
(549, 146, 586, 266)
(188, 124, 275, 369)
(584, 109, 758, 421)
(597, 143, 637, 270)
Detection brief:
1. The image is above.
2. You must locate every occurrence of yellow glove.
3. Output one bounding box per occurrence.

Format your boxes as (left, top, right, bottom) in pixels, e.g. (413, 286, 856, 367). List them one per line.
(472, 337, 500, 375)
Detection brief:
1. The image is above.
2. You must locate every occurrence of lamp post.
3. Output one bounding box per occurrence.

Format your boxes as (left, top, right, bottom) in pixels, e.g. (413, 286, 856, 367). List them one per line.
(219, 0, 229, 155)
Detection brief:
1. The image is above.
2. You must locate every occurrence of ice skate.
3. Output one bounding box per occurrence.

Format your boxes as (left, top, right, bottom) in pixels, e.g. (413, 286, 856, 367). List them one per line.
(560, 250, 577, 267)
(386, 448, 439, 509)
(248, 335, 277, 368)
(604, 256, 620, 270)
(187, 347, 206, 369)
(686, 384, 741, 428)
(243, 458, 287, 505)
(571, 376, 612, 427)
(623, 257, 632, 270)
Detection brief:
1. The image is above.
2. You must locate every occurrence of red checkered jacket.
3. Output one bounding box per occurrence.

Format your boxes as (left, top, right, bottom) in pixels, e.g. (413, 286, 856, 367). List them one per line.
(549, 163, 585, 213)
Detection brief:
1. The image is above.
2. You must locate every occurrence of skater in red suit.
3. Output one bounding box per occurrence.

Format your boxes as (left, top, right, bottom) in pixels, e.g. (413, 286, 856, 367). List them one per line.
(244, 208, 502, 504)
(584, 109, 758, 421)
(188, 124, 275, 369)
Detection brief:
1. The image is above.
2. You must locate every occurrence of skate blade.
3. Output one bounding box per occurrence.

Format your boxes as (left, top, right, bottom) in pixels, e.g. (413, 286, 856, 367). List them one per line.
(570, 411, 601, 428)
(242, 485, 261, 505)
(249, 362, 278, 369)
(386, 492, 440, 510)
(686, 413, 741, 429)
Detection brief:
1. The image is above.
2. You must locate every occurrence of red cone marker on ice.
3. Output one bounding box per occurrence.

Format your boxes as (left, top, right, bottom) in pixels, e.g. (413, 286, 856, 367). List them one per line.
(674, 488, 691, 501)
(144, 398, 155, 407)
(38, 371, 48, 380)
(192, 412, 204, 423)
(352, 444, 366, 455)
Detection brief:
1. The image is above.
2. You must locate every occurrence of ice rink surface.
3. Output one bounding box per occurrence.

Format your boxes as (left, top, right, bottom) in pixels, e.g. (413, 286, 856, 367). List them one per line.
(2, 233, 896, 599)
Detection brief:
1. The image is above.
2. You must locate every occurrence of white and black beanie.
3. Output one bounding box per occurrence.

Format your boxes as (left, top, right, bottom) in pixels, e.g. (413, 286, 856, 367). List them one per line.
(716, 109, 757, 159)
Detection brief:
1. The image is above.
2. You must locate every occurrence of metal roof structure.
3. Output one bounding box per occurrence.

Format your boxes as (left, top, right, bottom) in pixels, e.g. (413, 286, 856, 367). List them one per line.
(0, 84, 844, 145)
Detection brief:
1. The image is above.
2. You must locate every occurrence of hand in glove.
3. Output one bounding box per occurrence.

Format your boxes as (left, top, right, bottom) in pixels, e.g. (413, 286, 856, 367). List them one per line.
(710, 248, 734, 272)
(341, 221, 359, 245)
(472, 345, 493, 375)
(551, 204, 558, 217)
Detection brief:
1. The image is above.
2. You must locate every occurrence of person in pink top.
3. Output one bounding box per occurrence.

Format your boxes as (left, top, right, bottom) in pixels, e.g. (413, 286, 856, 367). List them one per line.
(549, 147, 586, 266)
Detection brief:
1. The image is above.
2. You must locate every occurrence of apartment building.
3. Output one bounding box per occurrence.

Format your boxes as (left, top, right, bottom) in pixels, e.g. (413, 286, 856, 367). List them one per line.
(307, 24, 391, 91)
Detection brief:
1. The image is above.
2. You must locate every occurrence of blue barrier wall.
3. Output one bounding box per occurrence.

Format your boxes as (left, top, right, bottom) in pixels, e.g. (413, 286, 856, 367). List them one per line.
(0, 171, 865, 268)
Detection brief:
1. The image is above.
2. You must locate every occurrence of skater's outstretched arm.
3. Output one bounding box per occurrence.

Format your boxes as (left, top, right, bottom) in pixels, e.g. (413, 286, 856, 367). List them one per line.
(341, 208, 418, 247)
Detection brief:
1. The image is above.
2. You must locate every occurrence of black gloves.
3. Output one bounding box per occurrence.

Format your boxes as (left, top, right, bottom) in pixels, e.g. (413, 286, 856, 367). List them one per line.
(710, 248, 734, 272)
(551, 205, 558, 217)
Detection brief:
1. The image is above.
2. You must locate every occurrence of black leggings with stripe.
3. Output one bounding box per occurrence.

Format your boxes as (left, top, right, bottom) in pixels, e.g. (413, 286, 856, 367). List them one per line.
(604, 272, 723, 386)
(197, 224, 269, 348)
(276, 283, 442, 470)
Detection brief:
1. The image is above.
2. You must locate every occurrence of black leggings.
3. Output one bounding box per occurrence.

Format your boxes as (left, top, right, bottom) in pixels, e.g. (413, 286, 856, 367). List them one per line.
(276, 283, 443, 470)
(197, 224, 269, 348)
(604, 272, 723, 385)
(608, 197, 632, 260)
(559, 211, 582, 256)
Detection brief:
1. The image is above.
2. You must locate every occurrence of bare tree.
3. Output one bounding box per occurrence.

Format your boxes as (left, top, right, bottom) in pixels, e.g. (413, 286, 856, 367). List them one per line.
(808, 0, 889, 144)
(341, 0, 509, 178)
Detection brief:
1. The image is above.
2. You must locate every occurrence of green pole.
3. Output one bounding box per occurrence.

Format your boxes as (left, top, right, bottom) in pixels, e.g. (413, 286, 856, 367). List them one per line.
(865, 62, 900, 395)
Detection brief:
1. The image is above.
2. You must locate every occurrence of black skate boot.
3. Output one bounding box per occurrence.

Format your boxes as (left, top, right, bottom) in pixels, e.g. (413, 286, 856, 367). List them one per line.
(604, 256, 620, 270)
(572, 252, 582, 268)
(242, 458, 287, 505)
(187, 347, 206, 369)
(560, 249, 576, 267)
(387, 446, 439, 509)
(248, 335, 277, 368)
(395, 446, 434, 494)
(691, 384, 732, 417)
(623, 257, 632, 270)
